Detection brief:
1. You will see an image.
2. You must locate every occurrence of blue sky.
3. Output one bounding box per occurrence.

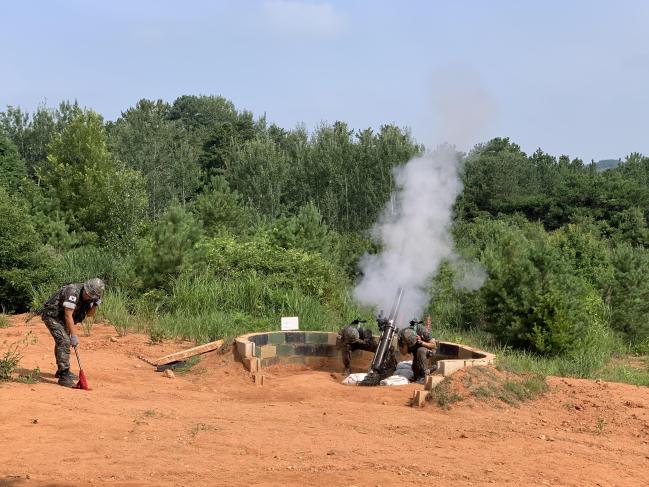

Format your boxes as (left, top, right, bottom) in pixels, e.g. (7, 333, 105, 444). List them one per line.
(2, 0, 648, 162)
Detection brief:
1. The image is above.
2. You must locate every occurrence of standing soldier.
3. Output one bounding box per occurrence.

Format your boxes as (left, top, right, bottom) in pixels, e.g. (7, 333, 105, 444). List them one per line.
(398, 319, 438, 383)
(40, 278, 105, 387)
(336, 319, 377, 376)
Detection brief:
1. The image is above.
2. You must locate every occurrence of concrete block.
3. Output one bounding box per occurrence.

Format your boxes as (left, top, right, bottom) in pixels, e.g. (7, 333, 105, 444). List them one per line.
(267, 332, 286, 345)
(424, 375, 445, 391)
(259, 345, 277, 359)
(236, 340, 255, 359)
(276, 344, 295, 356)
(253, 373, 265, 386)
(438, 360, 465, 377)
(306, 332, 329, 344)
(412, 390, 428, 407)
(242, 357, 260, 372)
(327, 333, 339, 345)
(261, 357, 280, 367)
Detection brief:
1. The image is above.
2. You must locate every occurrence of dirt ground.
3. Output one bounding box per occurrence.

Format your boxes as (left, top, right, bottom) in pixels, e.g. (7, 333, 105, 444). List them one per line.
(1, 315, 649, 487)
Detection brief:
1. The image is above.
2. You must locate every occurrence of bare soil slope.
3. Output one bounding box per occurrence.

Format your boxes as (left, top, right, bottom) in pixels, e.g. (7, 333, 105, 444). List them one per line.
(1, 315, 648, 487)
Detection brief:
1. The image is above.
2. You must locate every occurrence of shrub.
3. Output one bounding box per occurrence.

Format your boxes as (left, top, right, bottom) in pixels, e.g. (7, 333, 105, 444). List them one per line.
(135, 205, 202, 290)
(608, 244, 649, 342)
(0, 187, 50, 312)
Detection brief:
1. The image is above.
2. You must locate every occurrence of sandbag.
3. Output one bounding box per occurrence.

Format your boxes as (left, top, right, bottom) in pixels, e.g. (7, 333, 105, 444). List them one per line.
(380, 375, 410, 386)
(341, 373, 367, 385)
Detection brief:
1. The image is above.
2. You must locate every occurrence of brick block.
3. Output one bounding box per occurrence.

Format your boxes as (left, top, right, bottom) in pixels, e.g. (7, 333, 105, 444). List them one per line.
(438, 360, 465, 377)
(327, 333, 338, 346)
(284, 332, 305, 343)
(268, 332, 286, 345)
(276, 344, 295, 356)
(253, 373, 265, 386)
(306, 332, 329, 344)
(412, 390, 428, 407)
(424, 375, 445, 391)
(236, 340, 255, 359)
(261, 357, 280, 367)
(258, 345, 277, 359)
(242, 357, 260, 372)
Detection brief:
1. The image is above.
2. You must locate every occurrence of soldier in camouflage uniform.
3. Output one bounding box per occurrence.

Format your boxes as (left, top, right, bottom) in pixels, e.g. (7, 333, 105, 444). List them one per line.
(40, 278, 105, 387)
(398, 320, 438, 383)
(336, 319, 378, 376)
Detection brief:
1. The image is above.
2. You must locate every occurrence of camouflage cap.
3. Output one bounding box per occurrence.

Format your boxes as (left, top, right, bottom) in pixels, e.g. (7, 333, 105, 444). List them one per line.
(399, 327, 418, 348)
(84, 278, 105, 299)
(342, 326, 360, 343)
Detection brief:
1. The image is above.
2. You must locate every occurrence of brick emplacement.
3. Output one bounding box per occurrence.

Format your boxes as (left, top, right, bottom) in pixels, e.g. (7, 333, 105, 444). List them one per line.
(235, 331, 494, 393)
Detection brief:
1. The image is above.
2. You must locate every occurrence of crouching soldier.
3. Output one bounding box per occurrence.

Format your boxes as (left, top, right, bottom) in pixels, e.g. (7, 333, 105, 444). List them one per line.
(41, 278, 105, 387)
(398, 319, 438, 383)
(336, 319, 378, 376)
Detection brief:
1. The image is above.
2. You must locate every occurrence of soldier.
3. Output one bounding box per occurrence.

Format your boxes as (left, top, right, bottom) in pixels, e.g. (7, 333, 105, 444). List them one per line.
(336, 319, 378, 376)
(398, 319, 438, 383)
(40, 278, 105, 387)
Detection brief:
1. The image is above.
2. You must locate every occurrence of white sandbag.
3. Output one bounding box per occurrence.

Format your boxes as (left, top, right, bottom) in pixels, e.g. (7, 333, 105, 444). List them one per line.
(341, 372, 367, 385)
(396, 360, 413, 370)
(380, 375, 410, 386)
(394, 367, 414, 381)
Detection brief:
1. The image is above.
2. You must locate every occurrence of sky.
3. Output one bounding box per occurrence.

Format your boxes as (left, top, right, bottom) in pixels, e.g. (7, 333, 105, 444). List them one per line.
(2, 0, 648, 162)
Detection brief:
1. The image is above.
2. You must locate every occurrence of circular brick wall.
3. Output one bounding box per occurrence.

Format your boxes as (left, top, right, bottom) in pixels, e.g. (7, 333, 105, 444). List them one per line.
(235, 331, 494, 375)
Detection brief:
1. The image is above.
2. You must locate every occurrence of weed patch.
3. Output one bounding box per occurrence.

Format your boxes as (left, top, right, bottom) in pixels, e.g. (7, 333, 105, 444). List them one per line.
(174, 356, 201, 374)
(0, 332, 36, 381)
(429, 366, 548, 409)
(427, 377, 463, 409)
(15, 367, 41, 384)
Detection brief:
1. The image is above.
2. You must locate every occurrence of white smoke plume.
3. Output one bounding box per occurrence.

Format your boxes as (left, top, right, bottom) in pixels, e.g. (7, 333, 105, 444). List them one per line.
(353, 144, 463, 325)
(450, 257, 487, 291)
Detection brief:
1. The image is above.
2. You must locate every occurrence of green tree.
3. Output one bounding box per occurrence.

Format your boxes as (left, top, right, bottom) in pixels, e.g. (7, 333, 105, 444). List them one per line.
(0, 187, 49, 311)
(190, 176, 257, 236)
(0, 132, 27, 190)
(135, 205, 203, 289)
(39, 110, 148, 244)
(107, 99, 202, 218)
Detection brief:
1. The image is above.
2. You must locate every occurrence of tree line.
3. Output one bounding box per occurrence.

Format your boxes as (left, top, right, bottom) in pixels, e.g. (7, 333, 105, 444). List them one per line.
(1, 96, 648, 370)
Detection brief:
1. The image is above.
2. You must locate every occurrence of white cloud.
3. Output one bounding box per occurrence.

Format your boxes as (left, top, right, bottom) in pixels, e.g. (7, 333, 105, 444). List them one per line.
(262, 0, 346, 39)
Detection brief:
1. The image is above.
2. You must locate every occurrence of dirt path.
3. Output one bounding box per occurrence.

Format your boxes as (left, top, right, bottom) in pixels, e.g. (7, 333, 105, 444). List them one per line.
(1, 315, 649, 487)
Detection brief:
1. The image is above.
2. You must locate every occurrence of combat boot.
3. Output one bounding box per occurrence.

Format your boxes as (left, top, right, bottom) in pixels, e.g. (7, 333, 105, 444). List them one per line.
(57, 369, 77, 388)
(55, 369, 78, 380)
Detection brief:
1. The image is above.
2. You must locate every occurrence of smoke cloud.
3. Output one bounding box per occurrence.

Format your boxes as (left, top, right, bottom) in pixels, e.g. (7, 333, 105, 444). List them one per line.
(353, 144, 463, 324)
(353, 66, 493, 326)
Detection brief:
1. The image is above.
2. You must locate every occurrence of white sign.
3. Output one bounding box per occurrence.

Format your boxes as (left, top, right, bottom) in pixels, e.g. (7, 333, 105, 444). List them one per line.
(281, 316, 299, 331)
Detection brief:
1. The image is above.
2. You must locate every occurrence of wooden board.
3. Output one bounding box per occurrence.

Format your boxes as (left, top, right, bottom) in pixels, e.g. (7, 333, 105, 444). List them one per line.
(151, 339, 224, 366)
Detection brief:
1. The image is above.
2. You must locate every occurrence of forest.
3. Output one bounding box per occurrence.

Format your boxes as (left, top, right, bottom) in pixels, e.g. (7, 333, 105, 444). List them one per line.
(1, 95, 648, 383)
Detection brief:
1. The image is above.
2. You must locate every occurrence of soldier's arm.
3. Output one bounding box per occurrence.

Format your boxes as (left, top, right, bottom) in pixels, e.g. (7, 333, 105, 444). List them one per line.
(63, 307, 76, 336)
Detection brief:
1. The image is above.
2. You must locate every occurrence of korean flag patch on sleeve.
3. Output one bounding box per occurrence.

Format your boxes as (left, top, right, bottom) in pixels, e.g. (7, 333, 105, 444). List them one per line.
(69, 295, 77, 303)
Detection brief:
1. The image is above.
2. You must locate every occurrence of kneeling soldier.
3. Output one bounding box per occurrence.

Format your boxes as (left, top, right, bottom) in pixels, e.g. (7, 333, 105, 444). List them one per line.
(398, 319, 438, 383)
(336, 319, 378, 376)
(40, 278, 105, 387)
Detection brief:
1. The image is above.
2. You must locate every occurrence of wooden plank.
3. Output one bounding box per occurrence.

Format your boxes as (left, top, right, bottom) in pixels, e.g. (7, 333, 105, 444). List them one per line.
(152, 339, 224, 366)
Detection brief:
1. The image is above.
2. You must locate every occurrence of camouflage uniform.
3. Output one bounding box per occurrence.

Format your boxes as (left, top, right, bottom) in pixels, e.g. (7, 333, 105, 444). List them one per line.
(399, 324, 436, 381)
(41, 283, 99, 373)
(336, 325, 378, 374)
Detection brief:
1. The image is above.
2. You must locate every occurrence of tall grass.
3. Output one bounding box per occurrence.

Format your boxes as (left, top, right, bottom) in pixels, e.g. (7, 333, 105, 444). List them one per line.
(97, 288, 143, 336)
(158, 273, 360, 342)
(429, 317, 632, 381)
